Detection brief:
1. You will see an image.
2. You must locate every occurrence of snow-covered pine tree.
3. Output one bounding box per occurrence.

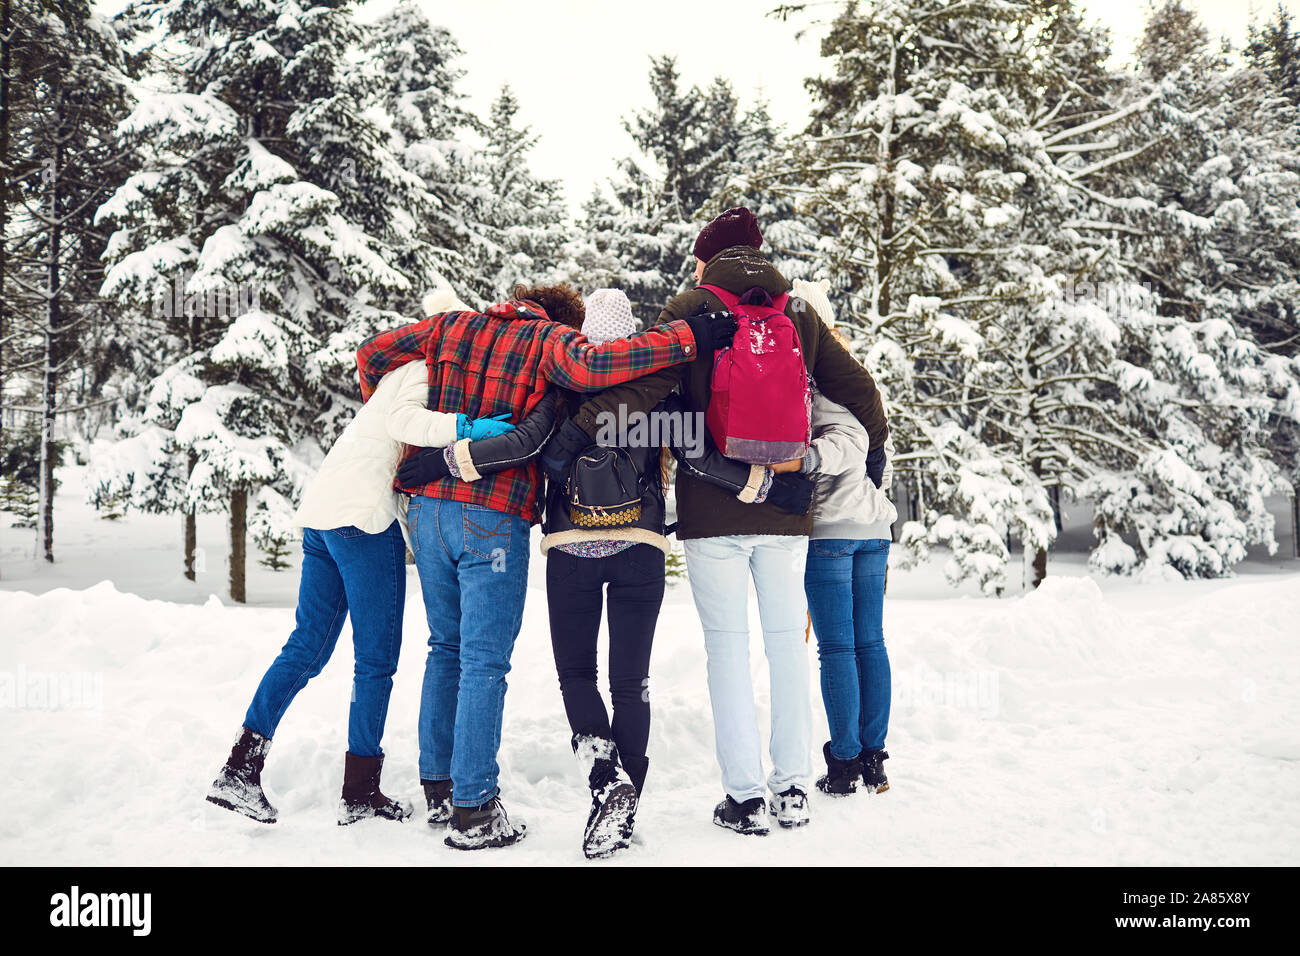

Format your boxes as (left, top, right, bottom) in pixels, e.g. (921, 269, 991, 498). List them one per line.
(1246, 3, 1300, 107)
(777, 0, 1071, 593)
(95, 0, 420, 601)
(468, 84, 568, 304)
(712, 96, 819, 283)
(609, 56, 732, 320)
(1245, 2, 1300, 551)
(553, 187, 636, 300)
(1077, 0, 1300, 578)
(971, 0, 1163, 586)
(360, 0, 483, 308)
(1, 0, 133, 563)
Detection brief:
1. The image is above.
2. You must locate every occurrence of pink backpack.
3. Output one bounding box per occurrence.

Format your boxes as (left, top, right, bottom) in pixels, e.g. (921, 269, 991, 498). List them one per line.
(698, 284, 811, 465)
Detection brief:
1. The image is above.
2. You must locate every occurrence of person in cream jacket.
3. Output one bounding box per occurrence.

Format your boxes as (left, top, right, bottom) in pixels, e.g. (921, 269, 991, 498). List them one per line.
(206, 285, 503, 830)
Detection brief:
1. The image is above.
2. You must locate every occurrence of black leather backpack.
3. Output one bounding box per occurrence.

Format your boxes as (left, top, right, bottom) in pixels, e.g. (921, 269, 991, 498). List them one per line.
(566, 446, 645, 529)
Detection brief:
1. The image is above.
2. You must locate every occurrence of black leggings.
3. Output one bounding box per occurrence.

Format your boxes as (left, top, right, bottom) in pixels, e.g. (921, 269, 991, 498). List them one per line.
(546, 543, 666, 794)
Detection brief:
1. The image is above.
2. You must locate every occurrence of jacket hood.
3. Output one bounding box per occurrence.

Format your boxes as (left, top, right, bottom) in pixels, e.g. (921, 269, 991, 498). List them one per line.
(484, 298, 551, 322)
(698, 245, 791, 299)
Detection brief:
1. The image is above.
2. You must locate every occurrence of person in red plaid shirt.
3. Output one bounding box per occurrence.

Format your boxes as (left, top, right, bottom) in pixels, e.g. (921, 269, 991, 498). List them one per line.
(354, 281, 727, 850)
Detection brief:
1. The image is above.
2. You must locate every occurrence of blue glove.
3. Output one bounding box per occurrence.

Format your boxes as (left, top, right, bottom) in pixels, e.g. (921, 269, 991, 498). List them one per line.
(456, 413, 514, 441)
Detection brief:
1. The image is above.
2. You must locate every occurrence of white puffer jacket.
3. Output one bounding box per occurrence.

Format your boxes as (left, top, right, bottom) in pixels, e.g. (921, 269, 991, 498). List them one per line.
(807, 388, 897, 541)
(292, 287, 468, 540)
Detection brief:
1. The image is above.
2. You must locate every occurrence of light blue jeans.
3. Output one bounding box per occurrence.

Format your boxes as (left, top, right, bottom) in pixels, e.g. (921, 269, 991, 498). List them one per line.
(683, 534, 812, 803)
(408, 496, 531, 808)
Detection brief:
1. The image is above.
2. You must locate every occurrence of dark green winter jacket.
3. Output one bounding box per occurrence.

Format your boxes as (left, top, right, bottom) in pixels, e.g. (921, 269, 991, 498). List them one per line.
(654, 245, 890, 540)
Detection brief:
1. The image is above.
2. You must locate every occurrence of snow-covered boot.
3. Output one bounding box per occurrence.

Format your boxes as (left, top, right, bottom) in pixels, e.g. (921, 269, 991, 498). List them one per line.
(815, 741, 862, 796)
(444, 797, 527, 850)
(422, 779, 453, 828)
(574, 734, 639, 859)
(622, 753, 649, 798)
(206, 727, 277, 824)
(769, 786, 811, 828)
(712, 795, 769, 836)
(859, 749, 890, 794)
(338, 752, 413, 825)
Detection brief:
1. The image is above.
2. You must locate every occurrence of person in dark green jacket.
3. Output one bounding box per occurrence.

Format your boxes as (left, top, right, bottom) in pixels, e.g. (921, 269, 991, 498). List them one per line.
(652, 207, 892, 835)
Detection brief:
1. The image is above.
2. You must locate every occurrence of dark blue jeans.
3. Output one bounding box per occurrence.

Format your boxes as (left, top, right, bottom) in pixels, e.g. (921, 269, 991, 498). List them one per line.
(408, 496, 531, 808)
(243, 522, 406, 757)
(803, 538, 891, 760)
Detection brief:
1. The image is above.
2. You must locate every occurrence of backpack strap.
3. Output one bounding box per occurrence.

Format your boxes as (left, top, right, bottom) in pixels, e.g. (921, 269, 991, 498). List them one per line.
(695, 284, 740, 310)
(697, 284, 790, 314)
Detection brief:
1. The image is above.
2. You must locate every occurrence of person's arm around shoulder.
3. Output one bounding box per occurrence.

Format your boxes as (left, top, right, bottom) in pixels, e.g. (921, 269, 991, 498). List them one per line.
(397, 392, 562, 487)
(806, 394, 871, 478)
(541, 321, 697, 393)
(384, 359, 458, 448)
(356, 317, 435, 402)
(803, 308, 889, 453)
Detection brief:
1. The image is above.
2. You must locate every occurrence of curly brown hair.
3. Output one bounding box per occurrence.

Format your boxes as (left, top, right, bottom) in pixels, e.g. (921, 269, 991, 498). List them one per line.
(512, 282, 585, 330)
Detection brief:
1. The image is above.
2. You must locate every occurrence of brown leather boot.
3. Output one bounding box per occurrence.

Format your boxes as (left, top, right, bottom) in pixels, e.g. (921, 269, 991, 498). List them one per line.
(422, 778, 453, 828)
(338, 752, 413, 825)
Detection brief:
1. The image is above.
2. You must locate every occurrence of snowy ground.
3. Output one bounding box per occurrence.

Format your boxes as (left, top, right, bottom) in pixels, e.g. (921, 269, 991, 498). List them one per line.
(1, 467, 1298, 866)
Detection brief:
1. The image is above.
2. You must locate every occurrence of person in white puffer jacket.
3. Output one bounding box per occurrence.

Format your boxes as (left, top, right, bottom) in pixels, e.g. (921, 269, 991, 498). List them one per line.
(790, 278, 897, 801)
(206, 284, 515, 830)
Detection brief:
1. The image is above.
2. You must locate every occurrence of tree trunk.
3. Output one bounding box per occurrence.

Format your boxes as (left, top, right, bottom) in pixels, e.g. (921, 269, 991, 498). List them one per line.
(1031, 546, 1047, 589)
(0, 0, 11, 461)
(183, 450, 197, 580)
(229, 486, 247, 603)
(36, 113, 63, 564)
(1049, 484, 1063, 535)
(1293, 490, 1299, 560)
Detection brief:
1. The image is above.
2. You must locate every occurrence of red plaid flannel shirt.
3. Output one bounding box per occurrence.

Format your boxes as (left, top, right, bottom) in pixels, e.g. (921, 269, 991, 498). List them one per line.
(356, 298, 697, 523)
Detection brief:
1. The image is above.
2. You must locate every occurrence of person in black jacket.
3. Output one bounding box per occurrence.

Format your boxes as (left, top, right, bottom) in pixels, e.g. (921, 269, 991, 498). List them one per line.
(397, 288, 813, 858)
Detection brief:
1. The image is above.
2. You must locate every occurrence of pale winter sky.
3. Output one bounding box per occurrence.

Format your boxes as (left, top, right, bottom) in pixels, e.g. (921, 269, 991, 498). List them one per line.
(97, 0, 1296, 211)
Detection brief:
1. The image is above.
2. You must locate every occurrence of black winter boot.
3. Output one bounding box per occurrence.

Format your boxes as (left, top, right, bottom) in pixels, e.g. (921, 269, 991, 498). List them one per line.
(621, 753, 649, 798)
(206, 727, 277, 823)
(338, 752, 413, 825)
(444, 797, 527, 850)
(815, 741, 863, 796)
(574, 734, 639, 859)
(860, 749, 890, 794)
(712, 795, 769, 836)
(422, 779, 453, 828)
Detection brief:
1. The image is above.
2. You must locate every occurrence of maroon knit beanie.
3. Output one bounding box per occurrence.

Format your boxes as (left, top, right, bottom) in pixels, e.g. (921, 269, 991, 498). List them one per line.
(693, 206, 763, 264)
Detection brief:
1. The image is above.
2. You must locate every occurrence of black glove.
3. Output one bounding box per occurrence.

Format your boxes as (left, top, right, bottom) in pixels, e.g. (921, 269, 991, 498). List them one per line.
(764, 472, 814, 515)
(397, 447, 451, 487)
(684, 301, 737, 353)
(865, 446, 886, 489)
(541, 417, 591, 483)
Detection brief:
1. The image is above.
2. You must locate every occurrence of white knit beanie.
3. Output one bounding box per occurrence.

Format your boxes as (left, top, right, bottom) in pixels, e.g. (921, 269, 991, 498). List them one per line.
(791, 277, 835, 329)
(581, 288, 637, 344)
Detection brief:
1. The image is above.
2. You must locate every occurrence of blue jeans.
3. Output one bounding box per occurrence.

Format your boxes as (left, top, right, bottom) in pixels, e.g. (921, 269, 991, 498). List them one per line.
(244, 522, 406, 757)
(408, 496, 531, 807)
(803, 538, 891, 759)
(683, 535, 812, 802)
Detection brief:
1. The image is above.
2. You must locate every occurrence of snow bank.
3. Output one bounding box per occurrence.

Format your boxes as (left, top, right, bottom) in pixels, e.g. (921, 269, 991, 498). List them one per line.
(1, 565, 1297, 866)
